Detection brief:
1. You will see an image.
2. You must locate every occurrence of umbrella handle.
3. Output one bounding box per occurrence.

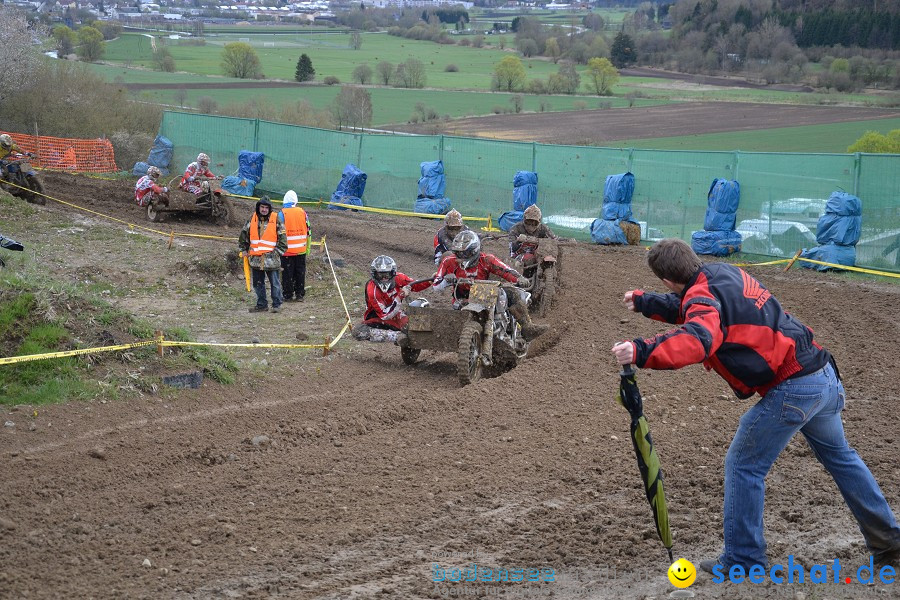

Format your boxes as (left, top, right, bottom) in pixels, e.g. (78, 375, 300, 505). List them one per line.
(620, 363, 635, 377)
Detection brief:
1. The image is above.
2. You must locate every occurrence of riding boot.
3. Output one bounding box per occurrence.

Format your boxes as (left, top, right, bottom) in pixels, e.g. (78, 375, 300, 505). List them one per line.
(508, 302, 548, 341)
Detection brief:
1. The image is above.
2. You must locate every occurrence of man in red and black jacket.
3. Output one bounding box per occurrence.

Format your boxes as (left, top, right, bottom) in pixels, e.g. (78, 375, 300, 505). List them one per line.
(612, 238, 900, 574)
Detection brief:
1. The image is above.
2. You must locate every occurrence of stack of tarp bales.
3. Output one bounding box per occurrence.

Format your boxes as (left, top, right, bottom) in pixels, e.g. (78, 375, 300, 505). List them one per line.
(328, 164, 367, 210)
(499, 171, 538, 231)
(414, 160, 451, 214)
(691, 178, 743, 256)
(799, 191, 861, 270)
(221, 151, 264, 197)
(590, 172, 640, 245)
(133, 135, 174, 177)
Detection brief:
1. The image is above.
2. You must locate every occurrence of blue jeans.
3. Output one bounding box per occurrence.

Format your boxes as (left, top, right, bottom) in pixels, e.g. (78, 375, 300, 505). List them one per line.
(722, 363, 900, 568)
(251, 268, 282, 309)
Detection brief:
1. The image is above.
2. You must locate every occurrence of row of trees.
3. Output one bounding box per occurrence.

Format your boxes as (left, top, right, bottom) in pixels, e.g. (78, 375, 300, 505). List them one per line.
(295, 54, 427, 89)
(492, 55, 620, 95)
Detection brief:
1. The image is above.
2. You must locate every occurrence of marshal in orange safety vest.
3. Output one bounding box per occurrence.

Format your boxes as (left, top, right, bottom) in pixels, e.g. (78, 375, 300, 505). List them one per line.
(280, 206, 309, 256)
(248, 212, 279, 256)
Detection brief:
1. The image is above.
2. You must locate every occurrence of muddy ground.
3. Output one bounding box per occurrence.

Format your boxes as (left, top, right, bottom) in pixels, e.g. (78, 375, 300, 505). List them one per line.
(393, 102, 900, 145)
(1, 173, 900, 599)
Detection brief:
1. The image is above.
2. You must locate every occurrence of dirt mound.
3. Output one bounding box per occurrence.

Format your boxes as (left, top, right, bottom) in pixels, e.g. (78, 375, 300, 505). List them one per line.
(2, 174, 899, 598)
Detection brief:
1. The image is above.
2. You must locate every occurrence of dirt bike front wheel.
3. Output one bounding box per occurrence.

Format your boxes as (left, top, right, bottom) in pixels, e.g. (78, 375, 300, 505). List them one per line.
(24, 176, 45, 205)
(401, 347, 421, 365)
(457, 320, 483, 386)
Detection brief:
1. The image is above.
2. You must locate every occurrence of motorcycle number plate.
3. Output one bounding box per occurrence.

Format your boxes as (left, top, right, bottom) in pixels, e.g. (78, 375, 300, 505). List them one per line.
(470, 283, 499, 305)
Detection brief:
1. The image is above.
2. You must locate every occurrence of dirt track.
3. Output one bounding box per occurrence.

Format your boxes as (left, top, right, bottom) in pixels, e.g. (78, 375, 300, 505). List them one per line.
(2, 173, 900, 598)
(394, 102, 900, 145)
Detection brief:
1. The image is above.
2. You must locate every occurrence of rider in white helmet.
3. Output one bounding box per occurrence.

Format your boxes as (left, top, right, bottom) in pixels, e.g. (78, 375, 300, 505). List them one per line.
(179, 152, 219, 198)
(134, 166, 169, 207)
(353, 255, 432, 341)
(434, 230, 548, 340)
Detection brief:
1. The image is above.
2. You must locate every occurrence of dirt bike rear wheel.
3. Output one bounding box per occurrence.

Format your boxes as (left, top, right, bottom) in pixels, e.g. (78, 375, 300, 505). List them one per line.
(213, 196, 236, 226)
(25, 176, 45, 205)
(457, 320, 483, 386)
(538, 269, 556, 318)
(147, 201, 164, 222)
(401, 347, 421, 365)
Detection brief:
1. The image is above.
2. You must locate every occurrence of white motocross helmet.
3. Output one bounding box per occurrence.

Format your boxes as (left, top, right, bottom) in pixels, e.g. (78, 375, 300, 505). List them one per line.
(371, 255, 398, 292)
(197, 153, 210, 167)
(450, 230, 481, 269)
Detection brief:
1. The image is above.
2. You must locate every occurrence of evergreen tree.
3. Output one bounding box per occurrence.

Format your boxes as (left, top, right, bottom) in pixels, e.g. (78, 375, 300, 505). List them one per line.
(295, 53, 315, 82)
(610, 31, 636, 68)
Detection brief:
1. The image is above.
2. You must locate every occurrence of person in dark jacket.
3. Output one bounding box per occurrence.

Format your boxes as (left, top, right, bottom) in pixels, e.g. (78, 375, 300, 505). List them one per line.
(611, 238, 900, 574)
(238, 197, 288, 313)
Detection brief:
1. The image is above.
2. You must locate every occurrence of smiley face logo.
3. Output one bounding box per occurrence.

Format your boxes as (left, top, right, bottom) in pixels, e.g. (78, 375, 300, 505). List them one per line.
(667, 558, 697, 588)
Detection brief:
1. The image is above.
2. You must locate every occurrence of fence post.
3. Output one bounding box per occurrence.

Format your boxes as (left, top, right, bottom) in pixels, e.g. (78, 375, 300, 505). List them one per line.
(357, 133, 363, 169)
(532, 142, 537, 173)
(853, 152, 861, 197)
(733, 151, 740, 180)
(253, 119, 260, 153)
(439, 134, 444, 162)
(628, 148, 634, 172)
(155, 330, 164, 358)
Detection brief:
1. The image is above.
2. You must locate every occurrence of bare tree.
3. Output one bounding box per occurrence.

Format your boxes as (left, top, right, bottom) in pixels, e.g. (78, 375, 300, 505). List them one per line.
(350, 32, 362, 50)
(174, 88, 188, 108)
(331, 86, 373, 131)
(376, 61, 394, 85)
(0, 6, 46, 103)
(352, 63, 372, 84)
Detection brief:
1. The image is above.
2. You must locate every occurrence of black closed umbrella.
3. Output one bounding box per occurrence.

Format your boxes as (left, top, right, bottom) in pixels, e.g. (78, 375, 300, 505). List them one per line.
(0, 234, 24, 252)
(617, 363, 674, 562)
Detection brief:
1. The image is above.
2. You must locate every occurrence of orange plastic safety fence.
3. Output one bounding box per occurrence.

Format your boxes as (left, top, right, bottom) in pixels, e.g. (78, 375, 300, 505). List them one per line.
(2, 131, 118, 174)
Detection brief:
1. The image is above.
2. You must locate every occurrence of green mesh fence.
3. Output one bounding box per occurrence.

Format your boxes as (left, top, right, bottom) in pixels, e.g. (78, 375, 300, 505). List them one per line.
(159, 111, 900, 270)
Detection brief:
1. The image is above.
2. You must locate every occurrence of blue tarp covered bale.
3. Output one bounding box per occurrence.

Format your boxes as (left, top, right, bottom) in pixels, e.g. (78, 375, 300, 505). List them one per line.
(417, 160, 447, 200)
(816, 191, 862, 246)
(703, 208, 737, 232)
(590, 218, 628, 245)
(329, 164, 367, 211)
(222, 150, 265, 196)
(691, 230, 743, 256)
(800, 243, 856, 271)
(415, 197, 452, 215)
(707, 178, 741, 214)
(499, 211, 524, 232)
(512, 171, 538, 212)
(133, 135, 175, 176)
(603, 172, 635, 221)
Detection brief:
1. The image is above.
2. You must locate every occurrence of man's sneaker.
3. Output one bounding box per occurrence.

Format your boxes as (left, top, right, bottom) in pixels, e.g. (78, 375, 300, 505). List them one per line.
(297, 295, 305, 303)
(249, 306, 267, 313)
(271, 306, 281, 313)
(699, 560, 718, 575)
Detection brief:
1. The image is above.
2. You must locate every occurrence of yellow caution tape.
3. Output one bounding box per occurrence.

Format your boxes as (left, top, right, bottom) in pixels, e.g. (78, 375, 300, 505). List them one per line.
(732, 259, 792, 267)
(0, 341, 157, 366)
(796, 257, 900, 278)
(325, 201, 491, 223)
(164, 341, 326, 350)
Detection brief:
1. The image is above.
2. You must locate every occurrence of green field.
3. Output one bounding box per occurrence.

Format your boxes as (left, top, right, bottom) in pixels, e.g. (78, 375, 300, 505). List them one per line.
(104, 32, 573, 89)
(614, 117, 900, 152)
(136, 85, 665, 126)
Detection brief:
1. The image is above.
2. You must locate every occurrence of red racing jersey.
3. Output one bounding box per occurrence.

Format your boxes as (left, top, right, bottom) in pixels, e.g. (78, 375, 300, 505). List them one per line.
(630, 262, 832, 399)
(434, 253, 520, 298)
(363, 273, 432, 322)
